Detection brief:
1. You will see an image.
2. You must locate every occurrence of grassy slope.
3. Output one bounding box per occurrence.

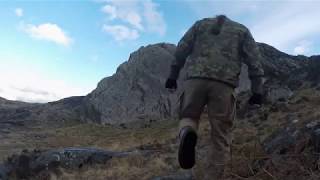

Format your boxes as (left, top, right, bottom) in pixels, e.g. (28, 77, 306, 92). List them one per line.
(1, 88, 320, 179)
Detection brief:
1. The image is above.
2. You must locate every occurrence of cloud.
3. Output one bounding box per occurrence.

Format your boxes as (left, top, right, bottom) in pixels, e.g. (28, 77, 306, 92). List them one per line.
(101, 0, 166, 41)
(0, 66, 92, 103)
(251, 2, 320, 52)
(102, 2, 143, 30)
(102, 5, 117, 20)
(186, 1, 261, 20)
(294, 46, 306, 55)
(102, 24, 139, 41)
(185, 1, 320, 55)
(143, 0, 166, 35)
(22, 23, 72, 46)
(293, 41, 312, 55)
(15, 8, 23, 17)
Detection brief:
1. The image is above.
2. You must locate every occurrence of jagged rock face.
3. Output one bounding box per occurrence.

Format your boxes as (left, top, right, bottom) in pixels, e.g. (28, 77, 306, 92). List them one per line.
(257, 43, 308, 90)
(257, 43, 308, 81)
(84, 42, 312, 124)
(85, 43, 178, 124)
(83, 42, 319, 124)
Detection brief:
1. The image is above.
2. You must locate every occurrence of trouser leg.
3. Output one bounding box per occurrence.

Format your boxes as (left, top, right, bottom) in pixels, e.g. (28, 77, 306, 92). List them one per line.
(179, 79, 208, 133)
(177, 79, 208, 170)
(179, 118, 199, 134)
(205, 81, 236, 180)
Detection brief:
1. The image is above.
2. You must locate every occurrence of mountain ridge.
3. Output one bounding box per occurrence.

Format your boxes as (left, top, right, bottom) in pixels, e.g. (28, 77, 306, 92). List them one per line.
(0, 42, 319, 125)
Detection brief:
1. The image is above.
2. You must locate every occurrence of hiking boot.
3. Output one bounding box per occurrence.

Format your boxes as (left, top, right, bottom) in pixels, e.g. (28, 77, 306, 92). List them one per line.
(178, 126, 198, 169)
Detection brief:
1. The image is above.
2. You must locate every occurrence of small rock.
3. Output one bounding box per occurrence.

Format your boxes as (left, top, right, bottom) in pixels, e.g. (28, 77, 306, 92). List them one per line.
(267, 87, 293, 103)
(263, 130, 295, 154)
(306, 121, 320, 129)
(292, 119, 299, 124)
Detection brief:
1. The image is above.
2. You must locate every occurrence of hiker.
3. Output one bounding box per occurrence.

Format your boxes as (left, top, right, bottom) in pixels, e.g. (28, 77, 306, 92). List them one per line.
(165, 15, 264, 179)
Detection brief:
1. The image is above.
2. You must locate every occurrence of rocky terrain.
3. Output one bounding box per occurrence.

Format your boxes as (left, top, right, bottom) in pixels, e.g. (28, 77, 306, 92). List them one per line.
(0, 42, 320, 180)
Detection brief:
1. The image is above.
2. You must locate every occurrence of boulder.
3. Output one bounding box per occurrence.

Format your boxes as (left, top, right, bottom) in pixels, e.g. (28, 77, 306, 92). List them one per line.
(0, 147, 157, 180)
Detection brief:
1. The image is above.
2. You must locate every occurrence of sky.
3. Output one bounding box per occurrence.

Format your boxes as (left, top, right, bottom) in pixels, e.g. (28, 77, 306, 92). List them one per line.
(0, 0, 320, 103)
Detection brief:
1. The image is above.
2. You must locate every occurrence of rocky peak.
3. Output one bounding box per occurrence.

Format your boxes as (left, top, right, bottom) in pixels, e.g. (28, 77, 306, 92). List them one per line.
(85, 43, 177, 125)
(257, 43, 307, 82)
(85, 42, 319, 125)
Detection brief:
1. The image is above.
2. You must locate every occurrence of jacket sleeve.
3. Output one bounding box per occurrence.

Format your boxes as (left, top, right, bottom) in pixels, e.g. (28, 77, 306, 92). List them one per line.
(168, 22, 198, 80)
(241, 30, 265, 94)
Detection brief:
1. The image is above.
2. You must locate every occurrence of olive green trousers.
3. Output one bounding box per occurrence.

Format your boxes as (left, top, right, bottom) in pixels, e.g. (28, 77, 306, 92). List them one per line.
(179, 79, 236, 180)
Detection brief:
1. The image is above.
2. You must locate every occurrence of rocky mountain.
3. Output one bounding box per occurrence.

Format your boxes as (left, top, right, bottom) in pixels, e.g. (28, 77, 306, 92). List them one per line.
(0, 42, 319, 126)
(0, 97, 31, 109)
(83, 42, 318, 125)
(84, 43, 177, 125)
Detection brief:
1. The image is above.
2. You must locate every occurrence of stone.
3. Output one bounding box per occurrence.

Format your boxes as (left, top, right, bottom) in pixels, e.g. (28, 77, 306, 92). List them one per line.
(263, 129, 296, 154)
(266, 87, 293, 103)
(0, 147, 157, 179)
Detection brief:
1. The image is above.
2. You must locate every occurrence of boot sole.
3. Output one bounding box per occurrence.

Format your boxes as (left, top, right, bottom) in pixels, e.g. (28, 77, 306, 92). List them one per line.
(178, 129, 197, 169)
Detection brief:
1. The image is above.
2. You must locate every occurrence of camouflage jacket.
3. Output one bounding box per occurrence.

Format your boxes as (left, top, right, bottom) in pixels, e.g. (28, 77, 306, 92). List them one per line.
(169, 16, 264, 94)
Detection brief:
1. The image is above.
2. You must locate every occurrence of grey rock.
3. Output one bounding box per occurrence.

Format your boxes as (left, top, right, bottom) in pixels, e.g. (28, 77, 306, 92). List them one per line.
(266, 86, 293, 103)
(1, 147, 157, 179)
(235, 64, 251, 94)
(83, 42, 309, 125)
(306, 120, 320, 129)
(85, 43, 179, 124)
(257, 43, 307, 82)
(263, 118, 320, 155)
(30, 147, 114, 170)
(263, 128, 296, 154)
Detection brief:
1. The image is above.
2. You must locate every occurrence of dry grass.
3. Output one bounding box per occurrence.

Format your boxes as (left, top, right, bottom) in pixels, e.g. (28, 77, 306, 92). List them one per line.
(0, 120, 178, 160)
(2, 88, 320, 179)
(57, 153, 178, 180)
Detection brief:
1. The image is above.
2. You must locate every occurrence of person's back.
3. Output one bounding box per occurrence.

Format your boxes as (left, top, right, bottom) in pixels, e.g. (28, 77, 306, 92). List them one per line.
(171, 15, 264, 90)
(165, 15, 264, 180)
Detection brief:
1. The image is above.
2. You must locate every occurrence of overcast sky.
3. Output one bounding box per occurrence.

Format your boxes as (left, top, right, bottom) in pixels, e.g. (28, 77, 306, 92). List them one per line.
(0, 0, 319, 103)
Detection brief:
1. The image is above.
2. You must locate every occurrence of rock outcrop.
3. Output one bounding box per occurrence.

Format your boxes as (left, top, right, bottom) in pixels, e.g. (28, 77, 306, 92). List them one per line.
(0, 147, 157, 180)
(83, 42, 318, 124)
(84, 43, 178, 124)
